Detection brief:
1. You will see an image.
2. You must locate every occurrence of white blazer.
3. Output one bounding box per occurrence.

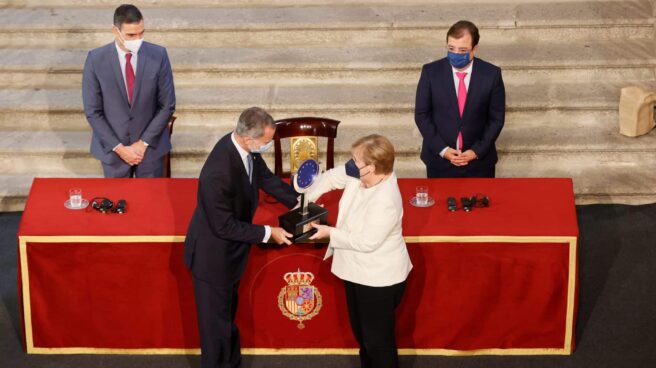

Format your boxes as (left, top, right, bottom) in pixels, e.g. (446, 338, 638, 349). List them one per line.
(306, 165, 413, 287)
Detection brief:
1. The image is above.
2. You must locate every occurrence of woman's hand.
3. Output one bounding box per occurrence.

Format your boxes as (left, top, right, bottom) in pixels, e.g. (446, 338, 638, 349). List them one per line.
(309, 222, 332, 240)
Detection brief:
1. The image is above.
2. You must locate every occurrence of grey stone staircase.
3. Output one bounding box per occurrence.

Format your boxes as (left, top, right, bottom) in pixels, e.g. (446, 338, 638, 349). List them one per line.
(1, 0, 655, 210)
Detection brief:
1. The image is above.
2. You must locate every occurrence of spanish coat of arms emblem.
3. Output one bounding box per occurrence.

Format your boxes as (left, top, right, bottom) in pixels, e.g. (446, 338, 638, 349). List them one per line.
(278, 269, 322, 329)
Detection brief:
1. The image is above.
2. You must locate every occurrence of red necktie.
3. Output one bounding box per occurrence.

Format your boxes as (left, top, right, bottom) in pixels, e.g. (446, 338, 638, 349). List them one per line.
(125, 53, 135, 105)
(456, 72, 467, 151)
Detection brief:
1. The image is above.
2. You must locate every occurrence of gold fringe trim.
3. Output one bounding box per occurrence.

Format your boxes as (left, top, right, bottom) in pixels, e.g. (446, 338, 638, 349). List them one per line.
(25, 347, 569, 356)
(19, 235, 577, 355)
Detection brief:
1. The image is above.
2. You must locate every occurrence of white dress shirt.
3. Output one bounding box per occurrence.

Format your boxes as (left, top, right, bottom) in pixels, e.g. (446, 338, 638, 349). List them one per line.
(452, 60, 473, 97)
(115, 41, 138, 94)
(306, 165, 413, 287)
(440, 60, 474, 158)
(231, 132, 271, 243)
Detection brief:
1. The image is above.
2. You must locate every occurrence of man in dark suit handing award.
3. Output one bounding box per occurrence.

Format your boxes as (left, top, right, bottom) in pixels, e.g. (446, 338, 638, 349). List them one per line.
(415, 20, 505, 178)
(184, 107, 297, 368)
(82, 4, 176, 178)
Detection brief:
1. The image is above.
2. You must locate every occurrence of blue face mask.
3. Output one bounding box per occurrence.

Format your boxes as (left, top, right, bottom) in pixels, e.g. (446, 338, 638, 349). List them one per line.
(345, 159, 368, 179)
(447, 51, 470, 69)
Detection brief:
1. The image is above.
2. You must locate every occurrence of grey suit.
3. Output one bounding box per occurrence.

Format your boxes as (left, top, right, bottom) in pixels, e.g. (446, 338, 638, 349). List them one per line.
(82, 41, 176, 177)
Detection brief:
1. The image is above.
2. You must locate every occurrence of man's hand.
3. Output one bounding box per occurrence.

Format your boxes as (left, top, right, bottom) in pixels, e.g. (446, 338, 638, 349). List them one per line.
(270, 227, 293, 245)
(444, 148, 477, 166)
(443, 148, 465, 166)
(308, 223, 332, 240)
(130, 140, 148, 158)
(115, 144, 143, 166)
(452, 149, 477, 166)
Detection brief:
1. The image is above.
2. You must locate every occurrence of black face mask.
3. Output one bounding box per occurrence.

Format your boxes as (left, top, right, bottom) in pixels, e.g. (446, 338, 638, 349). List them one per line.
(345, 159, 369, 179)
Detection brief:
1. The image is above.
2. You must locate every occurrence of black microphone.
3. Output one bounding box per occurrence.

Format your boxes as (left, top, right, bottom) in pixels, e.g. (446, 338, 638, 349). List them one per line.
(114, 199, 127, 214)
(461, 197, 472, 212)
(447, 197, 457, 212)
(91, 198, 114, 213)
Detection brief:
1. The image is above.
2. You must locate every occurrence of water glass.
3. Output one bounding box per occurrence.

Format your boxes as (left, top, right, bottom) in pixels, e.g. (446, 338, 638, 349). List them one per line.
(69, 188, 83, 208)
(416, 186, 429, 206)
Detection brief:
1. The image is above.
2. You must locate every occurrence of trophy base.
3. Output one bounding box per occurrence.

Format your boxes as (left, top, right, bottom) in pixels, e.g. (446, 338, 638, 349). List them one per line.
(278, 203, 329, 243)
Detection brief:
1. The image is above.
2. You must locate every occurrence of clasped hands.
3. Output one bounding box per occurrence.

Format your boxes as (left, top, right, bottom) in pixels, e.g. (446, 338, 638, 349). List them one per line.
(444, 148, 477, 166)
(115, 140, 148, 166)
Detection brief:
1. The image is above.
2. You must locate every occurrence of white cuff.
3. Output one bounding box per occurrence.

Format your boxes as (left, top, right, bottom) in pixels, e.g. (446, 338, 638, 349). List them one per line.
(112, 143, 122, 152)
(439, 147, 449, 158)
(262, 225, 271, 243)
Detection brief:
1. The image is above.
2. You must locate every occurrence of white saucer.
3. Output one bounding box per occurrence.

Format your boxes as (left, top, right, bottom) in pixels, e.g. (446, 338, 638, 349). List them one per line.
(410, 196, 435, 208)
(64, 199, 89, 210)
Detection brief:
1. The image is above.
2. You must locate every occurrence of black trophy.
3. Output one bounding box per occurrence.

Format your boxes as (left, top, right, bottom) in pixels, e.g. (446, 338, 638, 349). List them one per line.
(278, 159, 329, 243)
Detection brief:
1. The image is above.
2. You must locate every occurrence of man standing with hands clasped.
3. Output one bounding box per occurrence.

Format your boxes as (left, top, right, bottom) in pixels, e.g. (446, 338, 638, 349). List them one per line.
(83, 4, 176, 178)
(415, 20, 505, 178)
(184, 107, 298, 368)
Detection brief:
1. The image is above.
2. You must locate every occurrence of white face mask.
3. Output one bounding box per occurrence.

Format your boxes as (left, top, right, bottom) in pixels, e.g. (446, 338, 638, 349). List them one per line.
(116, 27, 143, 53)
(249, 140, 273, 154)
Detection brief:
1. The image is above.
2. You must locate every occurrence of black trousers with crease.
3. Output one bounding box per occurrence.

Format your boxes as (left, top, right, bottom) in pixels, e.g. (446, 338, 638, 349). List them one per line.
(344, 280, 407, 368)
(193, 275, 242, 368)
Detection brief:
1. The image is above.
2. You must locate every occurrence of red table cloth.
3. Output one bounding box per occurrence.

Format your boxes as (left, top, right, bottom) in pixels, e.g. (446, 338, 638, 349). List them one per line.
(17, 177, 578, 355)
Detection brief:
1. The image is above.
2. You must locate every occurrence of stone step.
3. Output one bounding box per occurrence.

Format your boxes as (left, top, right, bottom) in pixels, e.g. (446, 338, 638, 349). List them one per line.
(1, 41, 654, 88)
(2, 65, 655, 90)
(0, 108, 626, 134)
(0, 80, 651, 120)
(0, 23, 650, 49)
(496, 152, 656, 204)
(2, 122, 654, 174)
(8, 109, 656, 153)
(2, 40, 652, 71)
(0, 1, 652, 47)
(2, 148, 655, 211)
(3, 0, 652, 8)
(1, 26, 649, 49)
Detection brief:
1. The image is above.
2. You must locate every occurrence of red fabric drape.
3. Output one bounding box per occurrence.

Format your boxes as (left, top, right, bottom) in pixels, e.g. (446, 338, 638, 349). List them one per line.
(18, 178, 577, 352)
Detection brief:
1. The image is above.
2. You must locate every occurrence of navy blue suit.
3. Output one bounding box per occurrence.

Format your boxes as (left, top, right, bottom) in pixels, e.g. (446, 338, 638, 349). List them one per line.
(184, 133, 297, 368)
(82, 41, 176, 177)
(415, 57, 505, 178)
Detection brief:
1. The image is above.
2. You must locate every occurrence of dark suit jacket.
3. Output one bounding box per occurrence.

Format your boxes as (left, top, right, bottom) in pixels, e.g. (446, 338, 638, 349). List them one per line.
(414, 57, 505, 177)
(82, 42, 176, 164)
(184, 133, 298, 287)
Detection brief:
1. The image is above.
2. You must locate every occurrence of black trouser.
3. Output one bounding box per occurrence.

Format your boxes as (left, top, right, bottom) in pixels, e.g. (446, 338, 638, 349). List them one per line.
(426, 165, 495, 179)
(344, 280, 406, 368)
(193, 275, 242, 368)
(101, 157, 165, 178)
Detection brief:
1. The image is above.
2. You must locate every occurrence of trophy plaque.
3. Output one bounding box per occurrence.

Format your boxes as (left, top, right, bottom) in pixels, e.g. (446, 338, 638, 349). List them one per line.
(278, 159, 329, 243)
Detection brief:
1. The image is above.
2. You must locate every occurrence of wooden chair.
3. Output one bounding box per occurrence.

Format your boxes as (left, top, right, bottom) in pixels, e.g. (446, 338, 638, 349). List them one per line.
(163, 115, 176, 178)
(273, 117, 341, 178)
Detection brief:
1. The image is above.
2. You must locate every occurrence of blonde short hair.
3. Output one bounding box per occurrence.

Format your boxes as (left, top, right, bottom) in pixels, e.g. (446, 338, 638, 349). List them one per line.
(351, 134, 395, 175)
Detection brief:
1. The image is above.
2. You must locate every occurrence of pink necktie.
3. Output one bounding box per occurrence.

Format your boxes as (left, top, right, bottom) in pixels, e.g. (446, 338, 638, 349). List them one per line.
(125, 53, 135, 105)
(456, 72, 467, 151)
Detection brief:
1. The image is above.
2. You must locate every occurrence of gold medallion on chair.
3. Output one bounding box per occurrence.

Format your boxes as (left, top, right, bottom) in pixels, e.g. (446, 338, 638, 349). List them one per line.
(290, 136, 318, 175)
(278, 269, 322, 329)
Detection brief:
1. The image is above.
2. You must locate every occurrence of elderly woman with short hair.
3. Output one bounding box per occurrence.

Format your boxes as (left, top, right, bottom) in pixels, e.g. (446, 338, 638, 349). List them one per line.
(308, 134, 412, 368)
